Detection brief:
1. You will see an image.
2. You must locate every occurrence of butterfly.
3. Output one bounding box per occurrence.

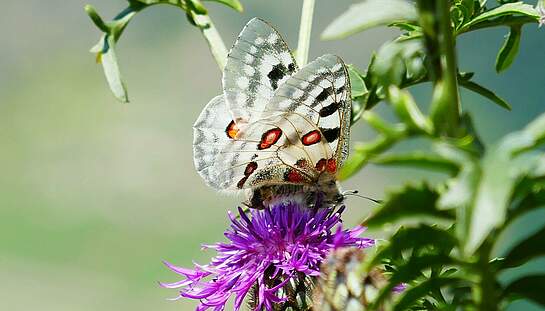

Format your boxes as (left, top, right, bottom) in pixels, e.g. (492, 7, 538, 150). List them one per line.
(193, 18, 351, 209)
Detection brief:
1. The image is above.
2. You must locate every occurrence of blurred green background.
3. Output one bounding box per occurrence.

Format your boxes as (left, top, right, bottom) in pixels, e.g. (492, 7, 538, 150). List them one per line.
(1, 1, 544, 310)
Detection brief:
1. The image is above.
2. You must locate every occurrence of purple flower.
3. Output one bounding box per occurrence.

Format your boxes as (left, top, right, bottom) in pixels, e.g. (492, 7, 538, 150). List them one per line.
(161, 200, 374, 311)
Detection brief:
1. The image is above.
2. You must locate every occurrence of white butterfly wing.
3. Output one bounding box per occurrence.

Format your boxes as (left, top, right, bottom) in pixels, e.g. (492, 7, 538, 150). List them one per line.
(265, 54, 352, 166)
(223, 18, 298, 123)
(210, 55, 351, 191)
(192, 95, 234, 189)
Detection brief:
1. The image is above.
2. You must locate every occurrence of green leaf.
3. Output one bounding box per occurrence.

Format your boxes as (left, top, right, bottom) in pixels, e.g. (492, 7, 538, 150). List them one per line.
(93, 35, 129, 103)
(387, 86, 433, 134)
(501, 223, 545, 268)
(365, 184, 454, 229)
(435, 144, 480, 243)
(368, 225, 458, 266)
(503, 275, 545, 307)
(86, 4, 144, 103)
(186, 0, 208, 14)
(338, 136, 391, 180)
(84, 5, 110, 32)
(130, 0, 183, 5)
(321, 0, 417, 40)
(338, 149, 370, 181)
(523, 111, 545, 147)
(458, 113, 486, 155)
(372, 39, 423, 86)
(462, 2, 539, 29)
(464, 121, 545, 254)
(348, 65, 369, 125)
(496, 25, 522, 73)
(362, 111, 406, 138)
(350, 98, 368, 125)
(372, 152, 459, 174)
(203, 0, 243, 12)
(459, 79, 512, 110)
(348, 65, 368, 98)
(394, 277, 463, 311)
(466, 150, 516, 254)
(373, 255, 457, 309)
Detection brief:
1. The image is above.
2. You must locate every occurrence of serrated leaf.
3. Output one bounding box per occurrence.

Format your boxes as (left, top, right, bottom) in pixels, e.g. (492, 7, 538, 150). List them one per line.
(321, 0, 417, 40)
(203, 0, 243, 12)
(503, 275, 545, 307)
(393, 277, 463, 311)
(365, 184, 454, 229)
(459, 79, 511, 110)
(462, 2, 539, 29)
(372, 152, 459, 174)
(369, 226, 458, 266)
(496, 25, 522, 73)
(372, 255, 457, 309)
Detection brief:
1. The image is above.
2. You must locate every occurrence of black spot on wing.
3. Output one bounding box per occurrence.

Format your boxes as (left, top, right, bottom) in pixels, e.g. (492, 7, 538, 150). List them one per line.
(288, 63, 296, 73)
(320, 127, 340, 142)
(268, 63, 288, 90)
(316, 87, 333, 102)
(319, 101, 341, 117)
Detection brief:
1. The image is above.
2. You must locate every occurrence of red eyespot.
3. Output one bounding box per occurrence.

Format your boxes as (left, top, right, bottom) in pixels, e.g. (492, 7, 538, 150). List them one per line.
(258, 128, 282, 150)
(285, 169, 304, 183)
(301, 130, 322, 146)
(225, 120, 239, 139)
(237, 176, 248, 189)
(295, 159, 308, 168)
(244, 162, 258, 176)
(326, 159, 337, 173)
(315, 158, 327, 172)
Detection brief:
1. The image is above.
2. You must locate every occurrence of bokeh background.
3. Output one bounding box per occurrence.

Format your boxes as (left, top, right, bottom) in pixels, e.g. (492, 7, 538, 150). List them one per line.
(1, 1, 544, 310)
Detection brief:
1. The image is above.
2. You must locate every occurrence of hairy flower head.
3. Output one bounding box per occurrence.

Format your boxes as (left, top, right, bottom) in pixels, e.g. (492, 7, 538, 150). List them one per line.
(161, 199, 373, 311)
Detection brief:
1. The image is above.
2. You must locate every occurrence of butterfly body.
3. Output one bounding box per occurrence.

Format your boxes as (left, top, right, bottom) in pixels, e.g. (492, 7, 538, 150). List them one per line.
(247, 171, 343, 209)
(193, 18, 351, 209)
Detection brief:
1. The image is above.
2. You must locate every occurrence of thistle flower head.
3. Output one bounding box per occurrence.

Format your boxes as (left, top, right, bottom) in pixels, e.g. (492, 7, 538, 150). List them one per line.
(161, 200, 373, 311)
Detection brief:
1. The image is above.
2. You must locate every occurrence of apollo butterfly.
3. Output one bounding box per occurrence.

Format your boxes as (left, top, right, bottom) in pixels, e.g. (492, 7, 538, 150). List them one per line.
(192, 18, 351, 208)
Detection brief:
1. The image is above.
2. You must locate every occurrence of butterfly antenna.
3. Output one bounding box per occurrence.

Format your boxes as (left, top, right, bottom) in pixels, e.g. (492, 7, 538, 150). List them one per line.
(343, 190, 383, 204)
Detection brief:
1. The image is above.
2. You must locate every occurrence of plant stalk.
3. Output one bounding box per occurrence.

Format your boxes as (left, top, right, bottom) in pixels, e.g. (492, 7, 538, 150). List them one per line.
(418, 0, 461, 136)
(473, 241, 500, 311)
(432, 0, 461, 136)
(296, 0, 315, 66)
(193, 14, 228, 71)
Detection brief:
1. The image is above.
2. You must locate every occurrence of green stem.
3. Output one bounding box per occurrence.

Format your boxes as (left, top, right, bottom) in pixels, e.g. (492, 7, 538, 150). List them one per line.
(296, 0, 315, 66)
(473, 241, 500, 311)
(419, 0, 461, 136)
(193, 13, 228, 70)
